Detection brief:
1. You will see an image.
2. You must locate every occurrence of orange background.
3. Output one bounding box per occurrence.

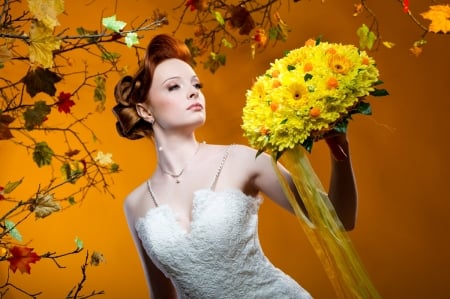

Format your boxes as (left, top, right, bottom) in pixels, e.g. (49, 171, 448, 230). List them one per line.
(1, 1, 450, 298)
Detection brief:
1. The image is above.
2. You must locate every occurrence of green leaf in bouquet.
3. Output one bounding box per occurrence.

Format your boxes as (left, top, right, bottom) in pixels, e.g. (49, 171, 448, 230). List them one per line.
(304, 73, 313, 81)
(302, 137, 314, 153)
(24, 101, 51, 130)
(33, 141, 54, 167)
(370, 88, 389, 97)
(357, 102, 372, 115)
(334, 120, 348, 134)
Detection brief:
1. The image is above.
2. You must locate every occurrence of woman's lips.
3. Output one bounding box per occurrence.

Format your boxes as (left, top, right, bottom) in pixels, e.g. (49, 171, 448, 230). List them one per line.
(187, 103, 203, 111)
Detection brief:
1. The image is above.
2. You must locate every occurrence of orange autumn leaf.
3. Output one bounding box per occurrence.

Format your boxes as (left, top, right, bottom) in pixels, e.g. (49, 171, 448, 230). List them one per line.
(421, 4, 450, 33)
(7, 246, 41, 274)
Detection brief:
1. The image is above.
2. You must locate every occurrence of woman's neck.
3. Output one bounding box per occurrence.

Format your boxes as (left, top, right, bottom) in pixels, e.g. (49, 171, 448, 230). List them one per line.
(153, 134, 202, 180)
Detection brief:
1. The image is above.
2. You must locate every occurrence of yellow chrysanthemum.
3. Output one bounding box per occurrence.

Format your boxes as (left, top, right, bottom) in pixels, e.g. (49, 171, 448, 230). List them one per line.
(242, 40, 385, 155)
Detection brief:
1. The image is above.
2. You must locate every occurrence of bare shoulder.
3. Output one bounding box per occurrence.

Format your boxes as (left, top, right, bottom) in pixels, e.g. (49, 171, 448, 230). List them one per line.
(229, 144, 272, 166)
(123, 181, 151, 222)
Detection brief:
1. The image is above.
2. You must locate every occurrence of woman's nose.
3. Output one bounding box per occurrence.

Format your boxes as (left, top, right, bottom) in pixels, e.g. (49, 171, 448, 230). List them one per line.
(188, 89, 199, 99)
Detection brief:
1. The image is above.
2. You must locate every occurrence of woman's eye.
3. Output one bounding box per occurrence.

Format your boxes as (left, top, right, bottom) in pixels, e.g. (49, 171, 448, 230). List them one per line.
(194, 83, 203, 89)
(168, 84, 179, 91)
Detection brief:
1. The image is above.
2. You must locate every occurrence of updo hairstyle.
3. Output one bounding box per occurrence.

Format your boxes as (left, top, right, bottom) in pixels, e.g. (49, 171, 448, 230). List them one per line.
(113, 34, 192, 140)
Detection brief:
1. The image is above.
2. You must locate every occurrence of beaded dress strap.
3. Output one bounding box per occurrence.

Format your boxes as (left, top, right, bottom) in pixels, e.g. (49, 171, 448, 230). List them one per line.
(209, 145, 231, 190)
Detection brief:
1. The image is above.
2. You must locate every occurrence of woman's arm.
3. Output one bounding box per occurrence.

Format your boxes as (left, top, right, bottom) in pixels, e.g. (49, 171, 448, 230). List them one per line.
(246, 134, 358, 231)
(124, 195, 177, 299)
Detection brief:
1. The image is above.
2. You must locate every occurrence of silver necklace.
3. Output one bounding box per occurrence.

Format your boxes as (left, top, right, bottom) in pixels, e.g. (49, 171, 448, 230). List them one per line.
(158, 143, 201, 183)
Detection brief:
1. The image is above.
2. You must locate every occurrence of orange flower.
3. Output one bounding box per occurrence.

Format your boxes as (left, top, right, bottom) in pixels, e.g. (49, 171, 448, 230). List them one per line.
(362, 57, 370, 65)
(260, 127, 270, 135)
(304, 39, 316, 47)
(310, 107, 321, 117)
(327, 77, 339, 89)
(303, 62, 313, 72)
(326, 48, 337, 55)
(270, 102, 279, 111)
(271, 69, 280, 78)
(272, 79, 281, 88)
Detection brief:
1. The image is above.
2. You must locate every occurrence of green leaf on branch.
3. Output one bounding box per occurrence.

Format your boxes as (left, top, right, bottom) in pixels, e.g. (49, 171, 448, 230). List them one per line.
(33, 142, 54, 167)
(23, 101, 51, 130)
(213, 11, 225, 26)
(3, 178, 23, 194)
(21, 67, 62, 97)
(102, 15, 126, 32)
(76, 27, 100, 42)
(5, 220, 22, 242)
(94, 76, 106, 112)
(203, 52, 226, 74)
(74, 236, 84, 250)
(125, 32, 139, 47)
(356, 24, 377, 50)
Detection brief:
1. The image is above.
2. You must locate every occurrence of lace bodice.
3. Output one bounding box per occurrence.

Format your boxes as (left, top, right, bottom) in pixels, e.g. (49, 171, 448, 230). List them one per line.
(135, 188, 312, 298)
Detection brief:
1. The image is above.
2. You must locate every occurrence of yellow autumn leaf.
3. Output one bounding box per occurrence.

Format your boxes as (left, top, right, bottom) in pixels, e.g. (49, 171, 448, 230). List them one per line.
(27, 0, 64, 29)
(29, 20, 61, 68)
(382, 41, 395, 49)
(409, 46, 423, 57)
(421, 4, 450, 33)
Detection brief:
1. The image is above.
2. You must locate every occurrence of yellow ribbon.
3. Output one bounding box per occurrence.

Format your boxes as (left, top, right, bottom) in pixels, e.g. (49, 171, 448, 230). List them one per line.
(273, 146, 380, 299)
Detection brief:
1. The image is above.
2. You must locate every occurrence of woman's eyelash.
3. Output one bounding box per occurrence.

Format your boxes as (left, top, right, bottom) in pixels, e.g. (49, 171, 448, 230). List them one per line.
(168, 84, 179, 91)
(194, 83, 203, 89)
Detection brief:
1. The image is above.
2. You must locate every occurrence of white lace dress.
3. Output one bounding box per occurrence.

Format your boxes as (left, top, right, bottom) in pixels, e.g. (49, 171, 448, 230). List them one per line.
(135, 148, 313, 299)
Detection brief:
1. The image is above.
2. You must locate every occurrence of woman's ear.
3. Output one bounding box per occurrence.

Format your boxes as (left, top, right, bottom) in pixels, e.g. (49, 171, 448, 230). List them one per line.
(136, 103, 155, 124)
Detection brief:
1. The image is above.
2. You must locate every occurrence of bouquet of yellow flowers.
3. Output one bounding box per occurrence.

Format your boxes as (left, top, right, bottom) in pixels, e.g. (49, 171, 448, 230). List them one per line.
(242, 38, 387, 299)
(242, 38, 388, 157)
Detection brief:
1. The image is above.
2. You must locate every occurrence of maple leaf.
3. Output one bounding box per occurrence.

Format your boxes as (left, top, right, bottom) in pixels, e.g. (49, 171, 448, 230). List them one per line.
(28, 0, 65, 29)
(32, 193, 61, 218)
(22, 67, 62, 97)
(94, 151, 114, 166)
(7, 246, 41, 274)
(125, 32, 139, 48)
(29, 20, 61, 68)
(56, 91, 75, 113)
(421, 4, 450, 33)
(0, 114, 15, 140)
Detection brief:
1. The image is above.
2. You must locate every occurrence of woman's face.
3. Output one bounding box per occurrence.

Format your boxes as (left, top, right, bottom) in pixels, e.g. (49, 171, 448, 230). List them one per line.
(146, 58, 206, 133)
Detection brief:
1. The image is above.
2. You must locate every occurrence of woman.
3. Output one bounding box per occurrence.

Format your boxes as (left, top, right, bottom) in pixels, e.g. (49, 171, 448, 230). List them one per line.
(113, 34, 357, 299)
